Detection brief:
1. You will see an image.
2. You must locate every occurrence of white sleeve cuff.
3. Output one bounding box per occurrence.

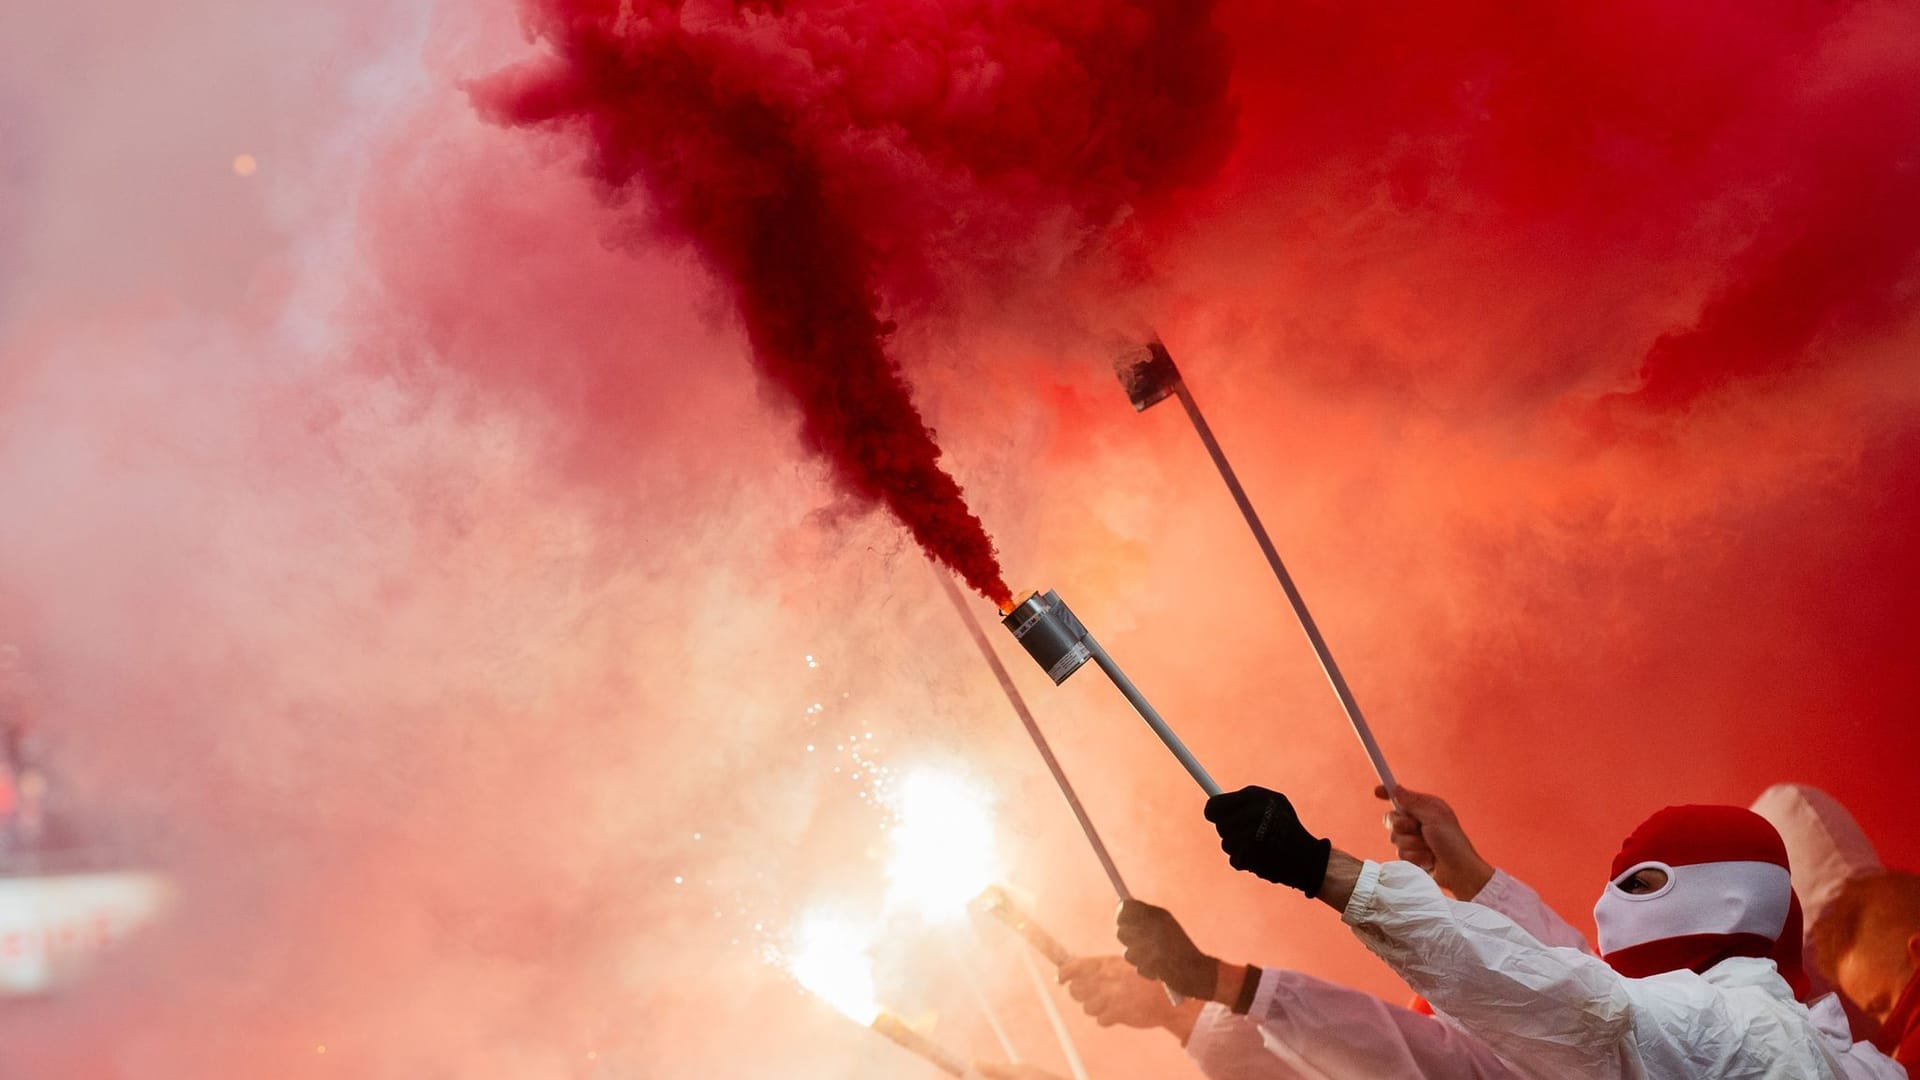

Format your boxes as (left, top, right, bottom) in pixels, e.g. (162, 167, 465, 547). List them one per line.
(1340, 859, 1387, 928)
(1186, 1000, 1238, 1051)
(1473, 866, 1520, 908)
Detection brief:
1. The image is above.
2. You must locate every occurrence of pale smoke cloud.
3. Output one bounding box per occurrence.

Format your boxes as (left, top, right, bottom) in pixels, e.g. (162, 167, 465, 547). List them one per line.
(1, 2, 1917, 1079)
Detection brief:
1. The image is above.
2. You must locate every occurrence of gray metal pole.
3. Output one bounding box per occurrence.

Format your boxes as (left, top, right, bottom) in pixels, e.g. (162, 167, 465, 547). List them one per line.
(1083, 635, 1222, 797)
(1170, 379, 1400, 802)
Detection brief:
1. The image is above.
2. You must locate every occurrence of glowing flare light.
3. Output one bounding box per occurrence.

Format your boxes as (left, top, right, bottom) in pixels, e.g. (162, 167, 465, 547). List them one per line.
(785, 913, 880, 1026)
(884, 767, 999, 923)
(784, 911, 969, 1076)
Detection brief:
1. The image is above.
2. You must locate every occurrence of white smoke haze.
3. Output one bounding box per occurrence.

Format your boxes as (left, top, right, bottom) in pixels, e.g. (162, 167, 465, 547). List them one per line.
(2, 2, 1917, 1079)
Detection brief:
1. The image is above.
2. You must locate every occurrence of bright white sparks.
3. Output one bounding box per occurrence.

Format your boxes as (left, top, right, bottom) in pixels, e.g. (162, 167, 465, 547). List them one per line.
(786, 912, 880, 1025)
(883, 767, 998, 923)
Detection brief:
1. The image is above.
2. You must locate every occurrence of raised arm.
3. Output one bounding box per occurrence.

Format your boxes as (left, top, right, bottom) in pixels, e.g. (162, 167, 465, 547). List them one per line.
(1338, 857, 1633, 1074)
(1109, 903, 1522, 1079)
(1061, 949, 1322, 1080)
(1378, 784, 1591, 953)
(1209, 788, 1638, 1076)
(1239, 966, 1523, 1080)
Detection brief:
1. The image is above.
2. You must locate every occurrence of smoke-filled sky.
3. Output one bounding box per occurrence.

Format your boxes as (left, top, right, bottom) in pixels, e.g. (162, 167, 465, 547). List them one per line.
(1, 1, 1916, 1077)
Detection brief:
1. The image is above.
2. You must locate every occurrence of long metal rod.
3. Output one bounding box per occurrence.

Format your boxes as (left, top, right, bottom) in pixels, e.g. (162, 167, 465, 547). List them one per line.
(1084, 636, 1222, 797)
(1015, 936, 1090, 1080)
(937, 572, 1132, 900)
(1172, 380, 1400, 801)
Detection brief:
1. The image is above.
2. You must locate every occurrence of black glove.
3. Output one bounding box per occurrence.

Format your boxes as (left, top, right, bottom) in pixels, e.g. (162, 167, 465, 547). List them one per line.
(1114, 900, 1217, 1000)
(1205, 786, 1332, 896)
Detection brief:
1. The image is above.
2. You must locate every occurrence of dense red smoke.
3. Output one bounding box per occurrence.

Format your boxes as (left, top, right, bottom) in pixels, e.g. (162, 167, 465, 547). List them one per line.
(2, 1, 1919, 1078)
(468, 0, 1234, 606)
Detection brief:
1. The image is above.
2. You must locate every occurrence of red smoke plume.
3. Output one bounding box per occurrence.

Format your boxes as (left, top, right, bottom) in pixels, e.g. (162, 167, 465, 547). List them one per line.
(469, 0, 1234, 606)
(4, 2, 1920, 1078)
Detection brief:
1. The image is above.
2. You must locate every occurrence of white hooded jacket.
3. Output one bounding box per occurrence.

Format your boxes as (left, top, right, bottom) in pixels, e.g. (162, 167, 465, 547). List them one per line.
(1339, 859, 1893, 1080)
(1186, 865, 1906, 1080)
(1186, 867, 1576, 1079)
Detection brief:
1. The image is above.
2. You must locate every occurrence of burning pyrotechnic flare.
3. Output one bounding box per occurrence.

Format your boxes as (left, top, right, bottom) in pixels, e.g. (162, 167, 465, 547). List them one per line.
(1001, 589, 1221, 795)
(784, 913, 970, 1077)
(884, 766, 1000, 922)
(786, 912, 882, 1026)
(1115, 339, 1402, 803)
(877, 768, 1036, 1064)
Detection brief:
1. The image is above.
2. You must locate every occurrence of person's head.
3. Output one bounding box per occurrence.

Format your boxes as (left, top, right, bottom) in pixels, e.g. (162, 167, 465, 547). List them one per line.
(1594, 805, 1799, 984)
(1811, 872, 1920, 1025)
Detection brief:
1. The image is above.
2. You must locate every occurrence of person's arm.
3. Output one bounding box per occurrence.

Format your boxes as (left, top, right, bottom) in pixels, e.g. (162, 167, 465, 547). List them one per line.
(1206, 787, 1639, 1077)
(1472, 868, 1592, 953)
(1112, 905, 1522, 1079)
(1187, 1001, 1326, 1080)
(1239, 966, 1524, 1080)
(1061, 952, 1318, 1080)
(1337, 857, 1636, 1076)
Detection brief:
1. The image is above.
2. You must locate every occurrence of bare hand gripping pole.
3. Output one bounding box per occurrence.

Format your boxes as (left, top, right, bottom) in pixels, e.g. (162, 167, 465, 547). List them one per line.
(1115, 339, 1401, 804)
(936, 572, 1133, 900)
(1000, 589, 1221, 797)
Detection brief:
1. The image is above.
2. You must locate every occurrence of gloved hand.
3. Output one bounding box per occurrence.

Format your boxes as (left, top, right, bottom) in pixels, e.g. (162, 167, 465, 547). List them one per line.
(1205, 786, 1333, 896)
(1115, 900, 1218, 1000)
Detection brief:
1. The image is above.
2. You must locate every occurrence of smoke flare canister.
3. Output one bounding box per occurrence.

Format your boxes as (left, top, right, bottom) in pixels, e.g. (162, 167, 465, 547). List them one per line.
(871, 1011, 969, 1077)
(1001, 591, 1093, 684)
(1115, 340, 1182, 411)
(999, 588, 1221, 795)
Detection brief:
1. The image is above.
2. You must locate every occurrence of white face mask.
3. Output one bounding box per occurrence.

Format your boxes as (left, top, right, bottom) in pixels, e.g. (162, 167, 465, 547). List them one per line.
(1593, 859, 1792, 957)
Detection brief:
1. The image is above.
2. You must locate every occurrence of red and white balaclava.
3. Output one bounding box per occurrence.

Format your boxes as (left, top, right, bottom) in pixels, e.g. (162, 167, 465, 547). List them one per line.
(1594, 805, 1806, 992)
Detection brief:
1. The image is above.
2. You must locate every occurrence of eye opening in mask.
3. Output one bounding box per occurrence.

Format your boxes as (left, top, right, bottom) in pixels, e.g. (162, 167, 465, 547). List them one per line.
(1609, 861, 1675, 900)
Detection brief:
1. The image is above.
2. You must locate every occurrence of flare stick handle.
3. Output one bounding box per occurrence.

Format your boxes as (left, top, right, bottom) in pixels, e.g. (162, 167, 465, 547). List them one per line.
(1084, 636, 1222, 797)
(978, 887, 1074, 967)
(872, 1012, 969, 1078)
(1171, 379, 1400, 806)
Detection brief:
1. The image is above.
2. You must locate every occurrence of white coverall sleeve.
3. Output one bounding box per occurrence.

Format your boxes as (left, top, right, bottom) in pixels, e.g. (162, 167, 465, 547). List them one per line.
(1473, 868, 1592, 953)
(1342, 860, 1850, 1080)
(1342, 860, 1641, 1077)
(1231, 966, 1522, 1080)
(1185, 1002, 1326, 1080)
(1180, 871, 1583, 1080)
